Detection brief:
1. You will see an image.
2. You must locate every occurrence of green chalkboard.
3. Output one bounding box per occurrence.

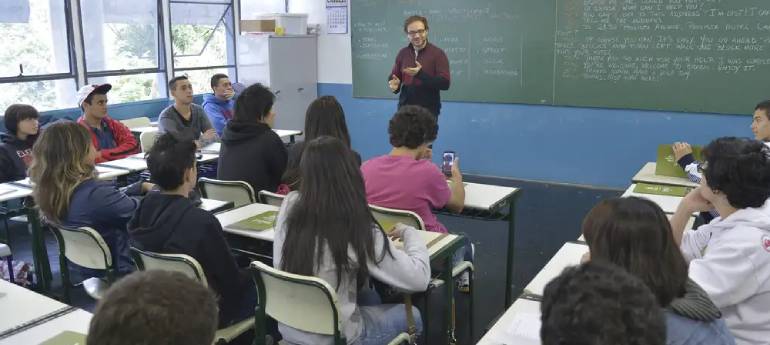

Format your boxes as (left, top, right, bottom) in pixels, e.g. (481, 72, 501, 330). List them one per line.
(351, 0, 556, 104)
(351, 0, 770, 114)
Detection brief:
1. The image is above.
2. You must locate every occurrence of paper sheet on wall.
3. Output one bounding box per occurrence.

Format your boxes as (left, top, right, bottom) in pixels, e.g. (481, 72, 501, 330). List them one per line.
(326, 0, 348, 34)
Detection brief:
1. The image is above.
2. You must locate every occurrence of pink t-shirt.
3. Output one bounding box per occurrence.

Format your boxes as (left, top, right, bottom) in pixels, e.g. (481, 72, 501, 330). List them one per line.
(361, 155, 451, 233)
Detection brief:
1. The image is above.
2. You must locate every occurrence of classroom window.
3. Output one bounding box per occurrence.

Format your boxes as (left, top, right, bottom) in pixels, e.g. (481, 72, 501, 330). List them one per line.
(174, 67, 236, 96)
(0, 79, 78, 112)
(170, 0, 237, 87)
(0, 0, 72, 77)
(0, 0, 77, 110)
(87, 72, 166, 104)
(79, 0, 165, 102)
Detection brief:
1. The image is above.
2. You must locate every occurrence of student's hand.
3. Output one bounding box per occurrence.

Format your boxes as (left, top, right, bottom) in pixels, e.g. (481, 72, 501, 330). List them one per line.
(680, 186, 713, 213)
(581, 251, 591, 263)
(402, 61, 422, 77)
(224, 89, 235, 100)
(450, 157, 463, 183)
(195, 140, 203, 149)
(202, 129, 217, 141)
(388, 75, 401, 92)
(672, 142, 693, 161)
(388, 223, 411, 241)
(141, 182, 156, 194)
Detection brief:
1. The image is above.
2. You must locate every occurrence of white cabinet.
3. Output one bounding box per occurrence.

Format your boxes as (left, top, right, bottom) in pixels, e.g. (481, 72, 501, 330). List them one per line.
(237, 34, 317, 133)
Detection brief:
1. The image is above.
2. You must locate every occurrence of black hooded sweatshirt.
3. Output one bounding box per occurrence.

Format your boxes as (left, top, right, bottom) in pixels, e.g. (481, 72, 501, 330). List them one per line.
(0, 133, 34, 183)
(127, 193, 254, 327)
(217, 121, 287, 194)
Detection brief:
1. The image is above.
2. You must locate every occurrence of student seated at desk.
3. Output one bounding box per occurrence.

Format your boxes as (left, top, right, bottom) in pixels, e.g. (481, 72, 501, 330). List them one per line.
(128, 133, 256, 329)
(0, 104, 38, 183)
(361, 105, 472, 290)
(75, 84, 139, 163)
(541, 261, 666, 345)
(582, 197, 734, 345)
(202, 73, 235, 136)
(280, 95, 361, 192)
(88, 270, 219, 345)
(672, 100, 770, 184)
(29, 122, 152, 275)
(158, 76, 218, 148)
(274, 136, 430, 345)
(670, 137, 770, 345)
(218, 83, 287, 195)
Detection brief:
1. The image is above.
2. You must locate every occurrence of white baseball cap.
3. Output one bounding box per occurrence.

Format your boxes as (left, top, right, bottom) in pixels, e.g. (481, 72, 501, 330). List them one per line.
(77, 84, 112, 107)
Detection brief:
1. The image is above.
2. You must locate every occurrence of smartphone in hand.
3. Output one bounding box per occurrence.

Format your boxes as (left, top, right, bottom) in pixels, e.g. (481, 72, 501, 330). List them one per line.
(442, 151, 456, 177)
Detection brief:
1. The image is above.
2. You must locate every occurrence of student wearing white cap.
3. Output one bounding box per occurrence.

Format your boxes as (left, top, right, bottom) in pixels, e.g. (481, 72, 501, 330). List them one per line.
(76, 84, 139, 162)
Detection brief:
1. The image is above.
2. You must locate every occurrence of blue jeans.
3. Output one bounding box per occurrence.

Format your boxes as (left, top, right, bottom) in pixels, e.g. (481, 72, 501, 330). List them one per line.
(451, 235, 474, 266)
(356, 288, 422, 345)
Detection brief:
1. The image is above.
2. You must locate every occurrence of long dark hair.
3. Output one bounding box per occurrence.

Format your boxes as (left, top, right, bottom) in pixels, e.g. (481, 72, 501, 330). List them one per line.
(582, 197, 688, 307)
(233, 83, 274, 123)
(303, 96, 351, 147)
(281, 136, 390, 286)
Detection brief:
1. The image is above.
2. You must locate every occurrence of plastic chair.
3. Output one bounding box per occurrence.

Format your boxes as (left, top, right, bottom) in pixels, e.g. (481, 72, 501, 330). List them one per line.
(131, 248, 254, 345)
(139, 130, 158, 153)
(51, 226, 115, 302)
(119, 117, 151, 129)
(369, 204, 474, 343)
(251, 261, 411, 345)
(369, 205, 425, 232)
(0, 243, 14, 283)
(198, 178, 256, 208)
(257, 190, 285, 207)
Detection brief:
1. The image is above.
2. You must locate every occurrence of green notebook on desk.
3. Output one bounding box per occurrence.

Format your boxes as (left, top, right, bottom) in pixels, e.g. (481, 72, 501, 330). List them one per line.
(228, 211, 277, 232)
(634, 183, 691, 197)
(655, 144, 703, 178)
(40, 331, 87, 345)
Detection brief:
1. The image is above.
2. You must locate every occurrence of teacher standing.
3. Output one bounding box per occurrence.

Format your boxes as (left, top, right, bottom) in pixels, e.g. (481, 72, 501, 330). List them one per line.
(388, 15, 450, 118)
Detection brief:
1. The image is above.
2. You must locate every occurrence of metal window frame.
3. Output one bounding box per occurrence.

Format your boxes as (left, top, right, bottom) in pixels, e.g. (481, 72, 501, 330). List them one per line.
(168, 0, 238, 84)
(75, 0, 167, 87)
(0, 0, 79, 85)
(0, 0, 241, 101)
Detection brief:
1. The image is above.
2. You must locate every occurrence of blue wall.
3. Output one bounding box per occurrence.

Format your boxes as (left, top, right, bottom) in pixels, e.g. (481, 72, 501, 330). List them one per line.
(319, 83, 751, 189)
(1, 94, 205, 136)
(36, 95, 205, 122)
(4, 84, 751, 189)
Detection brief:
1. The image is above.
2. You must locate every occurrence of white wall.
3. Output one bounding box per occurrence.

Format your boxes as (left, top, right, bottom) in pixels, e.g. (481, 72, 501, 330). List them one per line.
(288, 0, 352, 84)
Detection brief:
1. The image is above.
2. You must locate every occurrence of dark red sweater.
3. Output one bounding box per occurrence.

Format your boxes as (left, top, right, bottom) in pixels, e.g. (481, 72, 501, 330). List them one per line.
(389, 42, 450, 116)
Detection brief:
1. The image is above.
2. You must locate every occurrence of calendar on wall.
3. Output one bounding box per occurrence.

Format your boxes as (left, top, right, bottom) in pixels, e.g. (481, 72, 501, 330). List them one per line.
(326, 0, 348, 34)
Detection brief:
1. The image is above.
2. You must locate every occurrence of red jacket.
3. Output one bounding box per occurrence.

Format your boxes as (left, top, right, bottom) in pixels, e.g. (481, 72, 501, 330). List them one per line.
(77, 116, 139, 163)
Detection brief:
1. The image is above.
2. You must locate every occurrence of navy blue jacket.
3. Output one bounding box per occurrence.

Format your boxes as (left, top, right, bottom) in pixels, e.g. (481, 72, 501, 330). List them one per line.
(218, 121, 287, 194)
(127, 193, 255, 327)
(61, 179, 140, 273)
(0, 133, 34, 183)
